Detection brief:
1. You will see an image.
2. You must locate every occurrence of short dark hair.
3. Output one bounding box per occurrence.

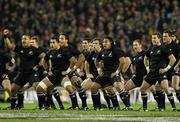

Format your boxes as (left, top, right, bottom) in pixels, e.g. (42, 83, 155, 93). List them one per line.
(93, 38, 101, 44)
(82, 38, 91, 43)
(59, 33, 69, 41)
(170, 29, 176, 36)
(31, 36, 39, 43)
(133, 39, 142, 44)
(22, 34, 30, 38)
(104, 36, 113, 43)
(153, 32, 161, 39)
(163, 30, 172, 36)
(103, 36, 116, 48)
(51, 36, 59, 42)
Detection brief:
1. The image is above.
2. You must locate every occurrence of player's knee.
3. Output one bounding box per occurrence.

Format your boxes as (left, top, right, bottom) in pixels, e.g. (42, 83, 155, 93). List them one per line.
(91, 83, 100, 93)
(11, 87, 18, 95)
(104, 86, 114, 94)
(81, 78, 93, 90)
(36, 82, 47, 93)
(140, 87, 146, 94)
(114, 82, 124, 92)
(4, 87, 11, 95)
(71, 76, 82, 88)
(172, 83, 179, 91)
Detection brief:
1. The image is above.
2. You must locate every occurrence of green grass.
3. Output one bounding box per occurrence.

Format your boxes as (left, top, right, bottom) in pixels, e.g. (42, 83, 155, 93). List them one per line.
(0, 120, 133, 122)
(0, 103, 180, 122)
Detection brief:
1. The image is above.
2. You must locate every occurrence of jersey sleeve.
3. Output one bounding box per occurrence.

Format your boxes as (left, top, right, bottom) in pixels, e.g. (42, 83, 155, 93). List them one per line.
(33, 47, 44, 56)
(145, 48, 151, 58)
(2, 53, 12, 63)
(44, 51, 50, 61)
(64, 47, 73, 59)
(131, 56, 135, 65)
(14, 45, 22, 53)
(163, 45, 173, 56)
(113, 48, 125, 59)
(96, 51, 102, 61)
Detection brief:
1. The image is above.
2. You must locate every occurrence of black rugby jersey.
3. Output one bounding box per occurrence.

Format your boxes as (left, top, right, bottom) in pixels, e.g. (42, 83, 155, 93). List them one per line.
(131, 50, 147, 76)
(146, 45, 172, 72)
(45, 47, 73, 73)
(97, 48, 125, 76)
(0, 52, 12, 74)
(15, 46, 43, 72)
(85, 51, 99, 75)
(164, 40, 180, 63)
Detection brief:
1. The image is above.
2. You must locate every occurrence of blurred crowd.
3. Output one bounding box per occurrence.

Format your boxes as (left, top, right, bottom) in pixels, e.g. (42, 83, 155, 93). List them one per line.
(0, 0, 180, 54)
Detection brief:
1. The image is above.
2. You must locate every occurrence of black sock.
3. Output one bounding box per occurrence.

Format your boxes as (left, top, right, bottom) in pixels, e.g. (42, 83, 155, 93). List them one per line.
(119, 90, 130, 107)
(91, 91, 101, 109)
(53, 89, 64, 108)
(69, 92, 79, 108)
(167, 93, 176, 108)
(153, 92, 160, 108)
(78, 90, 87, 108)
(11, 95, 17, 109)
(141, 93, 148, 109)
(109, 94, 119, 108)
(46, 93, 56, 108)
(102, 91, 111, 108)
(37, 93, 45, 109)
(157, 91, 165, 109)
(17, 91, 24, 108)
(176, 92, 180, 102)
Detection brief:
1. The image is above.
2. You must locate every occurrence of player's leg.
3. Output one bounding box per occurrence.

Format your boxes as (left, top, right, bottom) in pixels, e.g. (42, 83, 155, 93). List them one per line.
(153, 83, 165, 110)
(105, 86, 119, 110)
(62, 75, 79, 109)
(71, 75, 88, 110)
(52, 88, 64, 110)
(113, 75, 132, 110)
(139, 80, 151, 111)
(36, 77, 54, 109)
(161, 79, 177, 111)
(90, 77, 104, 110)
(172, 74, 180, 102)
(124, 79, 136, 91)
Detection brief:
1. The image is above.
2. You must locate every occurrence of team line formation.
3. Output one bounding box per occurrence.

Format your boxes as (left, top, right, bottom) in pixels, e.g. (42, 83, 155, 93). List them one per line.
(0, 29, 179, 112)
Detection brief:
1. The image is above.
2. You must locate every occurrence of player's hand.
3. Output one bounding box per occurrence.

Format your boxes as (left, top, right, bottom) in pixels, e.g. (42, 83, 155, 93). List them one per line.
(62, 67, 72, 76)
(159, 68, 167, 74)
(62, 71, 68, 76)
(48, 71, 53, 75)
(86, 74, 94, 79)
(3, 29, 10, 38)
(33, 66, 38, 71)
(174, 65, 179, 72)
(76, 68, 84, 76)
(97, 68, 103, 76)
(111, 70, 119, 78)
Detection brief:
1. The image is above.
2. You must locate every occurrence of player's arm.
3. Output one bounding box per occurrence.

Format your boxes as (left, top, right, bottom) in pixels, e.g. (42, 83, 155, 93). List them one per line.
(6, 57, 15, 71)
(69, 56, 77, 69)
(84, 60, 94, 79)
(144, 56, 150, 73)
(61, 56, 77, 75)
(4, 37, 16, 51)
(95, 60, 103, 76)
(47, 59, 53, 75)
(111, 56, 131, 78)
(84, 60, 90, 75)
(119, 57, 131, 73)
(3, 29, 16, 50)
(174, 60, 180, 71)
(159, 54, 176, 74)
(131, 64, 136, 75)
(74, 53, 85, 69)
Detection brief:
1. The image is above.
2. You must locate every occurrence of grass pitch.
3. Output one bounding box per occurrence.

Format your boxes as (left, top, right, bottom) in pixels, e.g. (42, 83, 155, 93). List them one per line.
(0, 103, 180, 122)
